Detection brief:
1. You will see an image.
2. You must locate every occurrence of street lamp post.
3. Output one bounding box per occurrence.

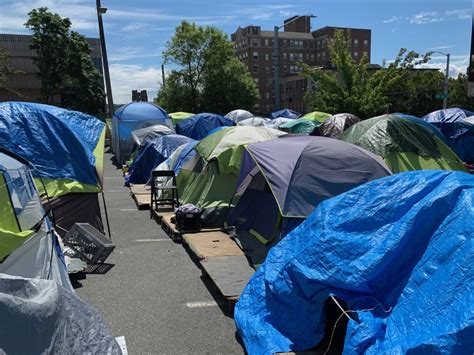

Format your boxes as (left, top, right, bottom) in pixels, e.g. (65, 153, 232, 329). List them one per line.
(161, 63, 166, 90)
(96, 0, 114, 116)
(432, 51, 450, 109)
(273, 15, 316, 111)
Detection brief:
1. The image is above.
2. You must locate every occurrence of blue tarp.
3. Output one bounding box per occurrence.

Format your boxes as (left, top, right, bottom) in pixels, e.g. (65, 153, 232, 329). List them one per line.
(173, 141, 198, 174)
(422, 108, 474, 163)
(270, 109, 301, 120)
(235, 170, 474, 355)
(0, 102, 104, 185)
(175, 113, 235, 140)
(112, 102, 172, 163)
(127, 134, 193, 184)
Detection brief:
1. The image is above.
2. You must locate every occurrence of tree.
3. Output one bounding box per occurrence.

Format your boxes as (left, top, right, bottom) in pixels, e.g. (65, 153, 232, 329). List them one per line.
(25, 7, 104, 114)
(158, 21, 259, 114)
(448, 73, 474, 110)
(0, 44, 22, 95)
(301, 30, 440, 118)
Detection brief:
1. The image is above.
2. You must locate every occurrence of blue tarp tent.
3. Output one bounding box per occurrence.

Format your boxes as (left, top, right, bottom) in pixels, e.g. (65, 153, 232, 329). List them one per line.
(172, 141, 198, 174)
(270, 109, 301, 120)
(422, 108, 474, 163)
(175, 113, 235, 140)
(0, 101, 103, 186)
(127, 134, 193, 184)
(112, 102, 172, 163)
(235, 170, 474, 355)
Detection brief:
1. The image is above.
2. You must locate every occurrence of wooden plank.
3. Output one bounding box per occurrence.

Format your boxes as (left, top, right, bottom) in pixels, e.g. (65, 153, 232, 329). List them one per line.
(129, 184, 151, 195)
(201, 255, 255, 300)
(151, 208, 174, 224)
(183, 232, 243, 260)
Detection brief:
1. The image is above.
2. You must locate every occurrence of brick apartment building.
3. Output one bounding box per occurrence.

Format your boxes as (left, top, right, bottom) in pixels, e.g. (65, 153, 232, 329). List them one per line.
(231, 16, 371, 114)
(0, 33, 104, 105)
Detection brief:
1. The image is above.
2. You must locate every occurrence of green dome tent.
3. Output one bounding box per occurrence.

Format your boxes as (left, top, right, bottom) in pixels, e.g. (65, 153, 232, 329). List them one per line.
(301, 111, 331, 122)
(177, 126, 286, 227)
(169, 111, 194, 125)
(339, 114, 467, 173)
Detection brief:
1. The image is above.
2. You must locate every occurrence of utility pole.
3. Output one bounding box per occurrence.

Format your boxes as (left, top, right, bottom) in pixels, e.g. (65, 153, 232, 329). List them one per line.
(161, 63, 166, 90)
(96, 0, 114, 117)
(443, 53, 450, 109)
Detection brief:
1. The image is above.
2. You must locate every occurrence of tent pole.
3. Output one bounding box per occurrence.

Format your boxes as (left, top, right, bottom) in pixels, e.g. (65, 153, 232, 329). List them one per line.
(101, 191, 112, 241)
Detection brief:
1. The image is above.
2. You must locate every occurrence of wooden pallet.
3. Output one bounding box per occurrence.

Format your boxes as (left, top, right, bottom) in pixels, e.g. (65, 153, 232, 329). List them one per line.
(150, 207, 175, 224)
(129, 184, 151, 210)
(160, 214, 221, 242)
(183, 231, 255, 303)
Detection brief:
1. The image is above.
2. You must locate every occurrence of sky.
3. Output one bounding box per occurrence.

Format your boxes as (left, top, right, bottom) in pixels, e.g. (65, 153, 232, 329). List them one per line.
(0, 0, 472, 104)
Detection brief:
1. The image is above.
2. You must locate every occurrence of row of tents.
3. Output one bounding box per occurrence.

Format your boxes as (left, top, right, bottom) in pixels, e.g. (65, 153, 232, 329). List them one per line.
(0, 101, 119, 352)
(116, 102, 473, 354)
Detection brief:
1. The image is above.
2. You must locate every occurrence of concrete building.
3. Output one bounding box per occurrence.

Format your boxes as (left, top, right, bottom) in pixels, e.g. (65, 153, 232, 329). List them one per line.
(0, 33, 104, 105)
(231, 16, 372, 114)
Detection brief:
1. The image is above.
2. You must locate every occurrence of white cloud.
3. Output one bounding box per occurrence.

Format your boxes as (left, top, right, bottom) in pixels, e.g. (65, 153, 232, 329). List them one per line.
(408, 11, 444, 25)
(109, 63, 164, 104)
(109, 46, 164, 62)
(445, 8, 471, 20)
(382, 15, 402, 24)
(427, 45, 456, 51)
(416, 54, 469, 77)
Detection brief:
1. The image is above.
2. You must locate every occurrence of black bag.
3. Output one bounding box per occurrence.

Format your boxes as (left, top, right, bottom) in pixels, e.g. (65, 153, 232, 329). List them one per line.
(175, 207, 202, 231)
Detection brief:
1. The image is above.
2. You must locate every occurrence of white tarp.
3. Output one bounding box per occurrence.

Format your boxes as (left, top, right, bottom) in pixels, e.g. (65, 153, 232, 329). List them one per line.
(0, 273, 121, 354)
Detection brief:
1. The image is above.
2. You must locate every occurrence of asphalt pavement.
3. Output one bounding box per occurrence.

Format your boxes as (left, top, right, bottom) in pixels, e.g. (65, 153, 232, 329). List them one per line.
(75, 151, 243, 354)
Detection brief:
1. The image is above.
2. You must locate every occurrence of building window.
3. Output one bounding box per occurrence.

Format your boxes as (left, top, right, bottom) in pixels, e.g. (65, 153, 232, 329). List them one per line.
(264, 39, 269, 46)
(310, 54, 315, 61)
(283, 65, 287, 72)
(317, 53, 321, 59)
(354, 51, 359, 58)
(322, 52, 326, 60)
(254, 78, 259, 85)
(289, 53, 294, 61)
(353, 39, 359, 47)
(317, 40, 321, 49)
(283, 40, 287, 47)
(265, 53, 269, 61)
(310, 41, 314, 48)
(253, 51, 258, 60)
(265, 66, 269, 73)
(289, 40, 294, 48)
(364, 39, 369, 49)
(283, 52, 287, 60)
(252, 38, 259, 47)
(253, 65, 258, 73)
(266, 92, 270, 99)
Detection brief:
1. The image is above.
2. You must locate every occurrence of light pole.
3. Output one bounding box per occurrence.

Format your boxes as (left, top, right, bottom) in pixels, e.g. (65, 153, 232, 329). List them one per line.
(161, 63, 166, 90)
(273, 15, 316, 111)
(96, 0, 114, 116)
(432, 51, 450, 109)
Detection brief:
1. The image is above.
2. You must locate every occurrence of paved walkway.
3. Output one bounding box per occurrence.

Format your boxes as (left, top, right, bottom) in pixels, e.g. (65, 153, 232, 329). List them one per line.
(75, 152, 243, 354)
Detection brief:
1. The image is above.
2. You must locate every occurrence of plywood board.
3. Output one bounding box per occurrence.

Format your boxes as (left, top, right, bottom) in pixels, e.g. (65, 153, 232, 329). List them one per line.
(183, 232, 243, 260)
(129, 184, 151, 195)
(201, 255, 255, 300)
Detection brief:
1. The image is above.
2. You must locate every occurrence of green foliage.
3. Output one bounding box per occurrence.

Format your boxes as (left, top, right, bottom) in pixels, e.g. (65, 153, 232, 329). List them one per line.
(302, 30, 443, 118)
(157, 21, 259, 114)
(25, 7, 104, 114)
(448, 73, 474, 110)
(0, 44, 22, 94)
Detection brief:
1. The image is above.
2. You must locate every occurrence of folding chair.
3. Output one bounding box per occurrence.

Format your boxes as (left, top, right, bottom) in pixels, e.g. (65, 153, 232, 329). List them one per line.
(151, 170, 179, 211)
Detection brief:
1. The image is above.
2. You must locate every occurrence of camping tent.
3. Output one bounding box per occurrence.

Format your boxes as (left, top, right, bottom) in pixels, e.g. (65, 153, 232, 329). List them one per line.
(131, 124, 174, 147)
(0, 149, 71, 290)
(235, 171, 474, 354)
(112, 102, 172, 163)
(270, 109, 301, 120)
(0, 273, 120, 353)
(127, 134, 194, 184)
(178, 126, 286, 226)
(264, 117, 293, 130)
(422, 108, 474, 163)
(175, 113, 235, 140)
(279, 118, 319, 134)
(339, 114, 467, 173)
(169, 111, 194, 125)
(237, 116, 270, 127)
(393, 113, 447, 143)
(225, 109, 255, 123)
(301, 111, 331, 122)
(317, 113, 360, 137)
(228, 136, 391, 264)
(0, 102, 106, 237)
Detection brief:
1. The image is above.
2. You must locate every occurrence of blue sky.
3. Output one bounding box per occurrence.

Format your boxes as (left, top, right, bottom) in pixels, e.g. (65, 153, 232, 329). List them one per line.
(0, 0, 472, 103)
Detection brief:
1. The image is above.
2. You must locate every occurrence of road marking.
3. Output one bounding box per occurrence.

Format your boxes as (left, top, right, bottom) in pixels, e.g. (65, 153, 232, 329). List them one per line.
(120, 208, 138, 212)
(133, 239, 171, 243)
(185, 301, 220, 308)
(115, 336, 128, 355)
